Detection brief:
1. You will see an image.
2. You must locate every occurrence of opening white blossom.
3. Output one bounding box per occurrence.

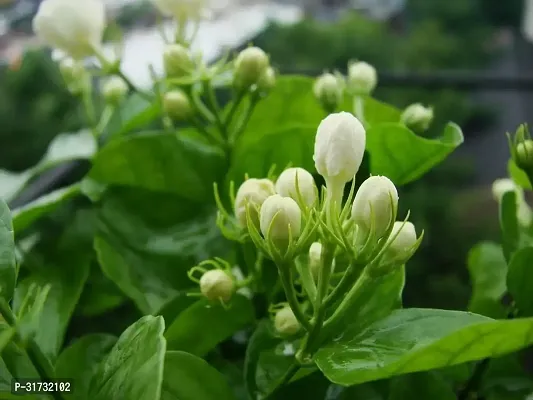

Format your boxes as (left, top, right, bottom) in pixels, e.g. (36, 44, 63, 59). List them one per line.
(32, 0, 106, 60)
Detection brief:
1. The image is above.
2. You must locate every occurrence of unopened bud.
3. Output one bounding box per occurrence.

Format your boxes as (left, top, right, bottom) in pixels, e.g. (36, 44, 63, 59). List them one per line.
(347, 61, 377, 95)
(275, 167, 317, 207)
(385, 221, 418, 261)
(163, 44, 194, 78)
(492, 178, 532, 226)
(233, 46, 269, 89)
(199, 269, 235, 303)
(234, 178, 276, 230)
(163, 90, 192, 121)
(351, 176, 398, 239)
(401, 103, 434, 132)
(260, 194, 302, 252)
(313, 73, 343, 112)
(101, 77, 128, 105)
(257, 66, 276, 92)
(308, 242, 322, 278)
(274, 306, 300, 336)
(59, 58, 87, 94)
(516, 140, 533, 169)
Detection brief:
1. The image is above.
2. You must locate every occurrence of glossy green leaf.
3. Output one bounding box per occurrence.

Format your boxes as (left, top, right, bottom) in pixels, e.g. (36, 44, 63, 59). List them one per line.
(161, 351, 236, 400)
(467, 242, 507, 318)
(13, 251, 91, 360)
(0, 200, 16, 301)
(107, 93, 160, 138)
(88, 315, 166, 400)
(94, 187, 228, 314)
(507, 247, 533, 316)
(508, 159, 532, 190)
(0, 130, 96, 202)
(165, 295, 254, 357)
(365, 122, 463, 185)
(229, 125, 316, 184)
(326, 382, 387, 400)
(76, 266, 126, 317)
(315, 308, 533, 386)
(55, 334, 117, 400)
(89, 131, 225, 202)
(388, 372, 456, 400)
(500, 191, 520, 262)
(12, 184, 80, 232)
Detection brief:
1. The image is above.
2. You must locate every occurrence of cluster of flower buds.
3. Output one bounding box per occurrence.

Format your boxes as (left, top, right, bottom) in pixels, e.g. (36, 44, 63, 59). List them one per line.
(232, 47, 276, 93)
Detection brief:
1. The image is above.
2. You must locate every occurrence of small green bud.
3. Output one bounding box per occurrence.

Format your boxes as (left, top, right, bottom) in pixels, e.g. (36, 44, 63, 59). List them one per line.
(260, 194, 302, 252)
(233, 46, 269, 90)
(401, 103, 434, 132)
(351, 176, 398, 240)
(163, 90, 192, 120)
(101, 77, 128, 106)
(59, 58, 87, 95)
(234, 178, 276, 230)
(257, 66, 276, 92)
(516, 140, 533, 169)
(274, 306, 300, 336)
(313, 73, 343, 112)
(200, 269, 235, 303)
(347, 61, 377, 95)
(275, 167, 317, 207)
(163, 44, 194, 78)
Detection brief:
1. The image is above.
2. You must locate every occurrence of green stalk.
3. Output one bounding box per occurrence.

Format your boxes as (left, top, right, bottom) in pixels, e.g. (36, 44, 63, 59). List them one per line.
(296, 261, 317, 305)
(277, 261, 312, 332)
(323, 261, 364, 310)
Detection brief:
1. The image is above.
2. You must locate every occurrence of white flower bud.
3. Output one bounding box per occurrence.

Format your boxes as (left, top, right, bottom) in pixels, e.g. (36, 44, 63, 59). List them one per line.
(274, 306, 300, 336)
(351, 176, 398, 239)
(275, 167, 317, 207)
(257, 66, 276, 92)
(233, 47, 270, 90)
(151, 0, 207, 21)
(58, 58, 87, 94)
(234, 178, 276, 230)
(163, 44, 194, 78)
(313, 112, 366, 191)
(260, 195, 302, 248)
(385, 221, 418, 260)
(313, 73, 343, 111)
(492, 178, 532, 226)
(163, 90, 192, 121)
(32, 0, 106, 60)
(200, 269, 235, 303)
(101, 77, 128, 106)
(516, 140, 533, 169)
(492, 178, 519, 202)
(308, 242, 322, 278)
(347, 61, 377, 95)
(401, 103, 434, 132)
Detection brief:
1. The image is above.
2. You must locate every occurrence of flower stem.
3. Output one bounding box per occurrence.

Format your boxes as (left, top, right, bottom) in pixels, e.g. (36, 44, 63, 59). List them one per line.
(0, 298, 65, 400)
(353, 95, 365, 124)
(277, 261, 312, 332)
(323, 261, 364, 310)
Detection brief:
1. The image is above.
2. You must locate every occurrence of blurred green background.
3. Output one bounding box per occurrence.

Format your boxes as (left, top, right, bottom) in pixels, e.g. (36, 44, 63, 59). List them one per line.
(0, 0, 525, 310)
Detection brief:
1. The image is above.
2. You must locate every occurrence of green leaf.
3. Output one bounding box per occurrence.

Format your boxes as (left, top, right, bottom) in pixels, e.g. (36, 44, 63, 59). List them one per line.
(508, 159, 532, 190)
(314, 308, 533, 386)
(365, 122, 464, 185)
(229, 125, 316, 183)
(388, 372, 456, 400)
(0, 130, 97, 202)
(0, 200, 16, 301)
(94, 187, 228, 314)
(507, 247, 533, 316)
(106, 93, 160, 138)
(165, 295, 254, 357)
(467, 242, 507, 318)
(12, 184, 80, 232)
(161, 351, 236, 400)
(13, 251, 91, 360)
(89, 131, 226, 202)
(55, 334, 117, 400)
(500, 191, 520, 262)
(76, 266, 126, 317)
(482, 354, 533, 399)
(88, 315, 166, 400)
